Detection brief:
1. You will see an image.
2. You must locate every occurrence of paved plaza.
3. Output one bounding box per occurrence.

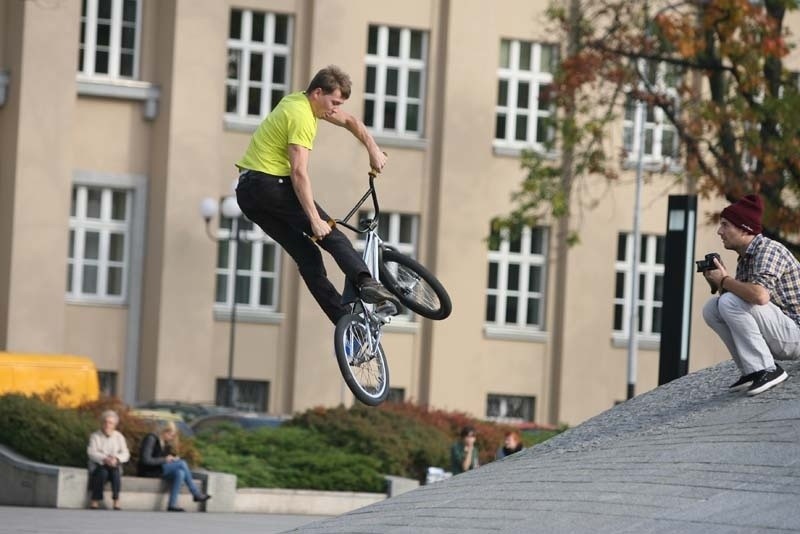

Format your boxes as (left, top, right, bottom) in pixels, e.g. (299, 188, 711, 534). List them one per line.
(3, 359, 799, 533)
(293, 360, 800, 533)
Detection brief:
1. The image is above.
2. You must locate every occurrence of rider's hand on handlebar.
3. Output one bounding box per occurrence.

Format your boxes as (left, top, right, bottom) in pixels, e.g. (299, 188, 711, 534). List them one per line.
(369, 149, 388, 174)
(311, 217, 333, 240)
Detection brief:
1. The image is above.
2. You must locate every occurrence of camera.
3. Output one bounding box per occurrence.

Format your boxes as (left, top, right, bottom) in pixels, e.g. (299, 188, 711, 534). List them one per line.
(695, 252, 721, 273)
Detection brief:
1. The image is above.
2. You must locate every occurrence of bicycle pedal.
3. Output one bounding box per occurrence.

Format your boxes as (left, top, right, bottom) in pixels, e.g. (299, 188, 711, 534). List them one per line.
(375, 302, 397, 321)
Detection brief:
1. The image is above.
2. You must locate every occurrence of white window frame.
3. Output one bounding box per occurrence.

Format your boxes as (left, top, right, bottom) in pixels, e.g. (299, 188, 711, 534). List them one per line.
(494, 39, 557, 153)
(364, 25, 428, 139)
(485, 226, 548, 340)
(612, 232, 664, 348)
(215, 378, 269, 412)
(623, 61, 680, 167)
(67, 185, 132, 304)
(213, 217, 282, 318)
(356, 211, 419, 324)
(486, 393, 536, 423)
(224, 9, 293, 130)
(78, 0, 142, 80)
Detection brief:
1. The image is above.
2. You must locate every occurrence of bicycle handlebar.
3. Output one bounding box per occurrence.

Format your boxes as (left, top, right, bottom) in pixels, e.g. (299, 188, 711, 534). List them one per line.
(312, 153, 387, 241)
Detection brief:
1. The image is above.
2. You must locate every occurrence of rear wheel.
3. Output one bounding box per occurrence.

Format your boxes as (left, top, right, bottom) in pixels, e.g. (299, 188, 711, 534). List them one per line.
(334, 313, 390, 406)
(379, 249, 452, 320)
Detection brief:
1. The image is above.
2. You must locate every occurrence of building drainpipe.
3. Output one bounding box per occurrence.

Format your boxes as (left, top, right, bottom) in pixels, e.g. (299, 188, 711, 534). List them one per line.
(0, 70, 9, 107)
(418, 0, 450, 405)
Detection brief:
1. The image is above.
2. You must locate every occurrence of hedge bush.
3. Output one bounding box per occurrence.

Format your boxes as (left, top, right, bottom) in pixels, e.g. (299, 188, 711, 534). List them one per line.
(195, 423, 384, 492)
(0, 393, 200, 475)
(0, 392, 564, 491)
(287, 404, 450, 482)
(288, 402, 564, 479)
(0, 393, 95, 467)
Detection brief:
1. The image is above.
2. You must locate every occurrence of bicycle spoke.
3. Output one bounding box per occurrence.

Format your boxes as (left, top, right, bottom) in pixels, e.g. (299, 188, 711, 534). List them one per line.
(395, 267, 441, 308)
(335, 314, 389, 404)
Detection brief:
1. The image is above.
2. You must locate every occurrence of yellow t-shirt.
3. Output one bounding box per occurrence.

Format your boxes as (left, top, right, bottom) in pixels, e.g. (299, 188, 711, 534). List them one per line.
(236, 92, 317, 176)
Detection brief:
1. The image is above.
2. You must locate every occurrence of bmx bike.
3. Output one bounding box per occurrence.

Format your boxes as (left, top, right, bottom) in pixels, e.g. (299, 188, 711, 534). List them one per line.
(329, 168, 451, 406)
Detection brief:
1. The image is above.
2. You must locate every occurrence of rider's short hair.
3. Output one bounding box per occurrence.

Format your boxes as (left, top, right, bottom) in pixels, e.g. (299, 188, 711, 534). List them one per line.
(307, 65, 352, 99)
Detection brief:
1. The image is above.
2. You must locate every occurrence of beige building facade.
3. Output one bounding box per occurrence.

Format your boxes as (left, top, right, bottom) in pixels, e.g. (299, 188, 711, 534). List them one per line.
(1, 0, 786, 426)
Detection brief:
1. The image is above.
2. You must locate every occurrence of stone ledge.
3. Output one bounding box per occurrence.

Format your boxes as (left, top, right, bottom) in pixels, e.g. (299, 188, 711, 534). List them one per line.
(0, 444, 418, 515)
(0, 445, 233, 512)
(234, 487, 385, 516)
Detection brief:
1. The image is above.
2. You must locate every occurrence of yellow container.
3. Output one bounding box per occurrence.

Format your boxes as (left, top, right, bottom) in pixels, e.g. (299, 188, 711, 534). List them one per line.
(0, 352, 100, 407)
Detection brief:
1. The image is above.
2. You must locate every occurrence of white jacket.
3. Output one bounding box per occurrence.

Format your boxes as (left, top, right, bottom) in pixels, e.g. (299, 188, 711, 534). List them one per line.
(87, 430, 130, 471)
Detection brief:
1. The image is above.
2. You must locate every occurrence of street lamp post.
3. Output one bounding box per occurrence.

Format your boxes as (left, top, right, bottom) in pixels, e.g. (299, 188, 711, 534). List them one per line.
(200, 195, 244, 408)
(627, 0, 676, 400)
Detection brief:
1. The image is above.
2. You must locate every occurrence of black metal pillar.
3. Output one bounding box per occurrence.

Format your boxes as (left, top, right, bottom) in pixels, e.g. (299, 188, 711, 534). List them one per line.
(658, 195, 697, 385)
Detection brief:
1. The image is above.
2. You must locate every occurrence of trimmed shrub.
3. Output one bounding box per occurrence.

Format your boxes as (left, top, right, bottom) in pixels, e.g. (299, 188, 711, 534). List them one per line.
(0, 393, 95, 467)
(195, 423, 384, 492)
(289, 404, 459, 482)
(0, 393, 201, 475)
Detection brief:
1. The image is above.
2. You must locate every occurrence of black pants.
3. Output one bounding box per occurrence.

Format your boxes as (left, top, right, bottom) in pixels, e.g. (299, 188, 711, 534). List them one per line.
(89, 464, 121, 500)
(236, 170, 370, 324)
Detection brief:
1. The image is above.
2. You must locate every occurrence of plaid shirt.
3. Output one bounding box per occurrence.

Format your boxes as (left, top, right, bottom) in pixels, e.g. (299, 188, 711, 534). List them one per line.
(736, 234, 800, 325)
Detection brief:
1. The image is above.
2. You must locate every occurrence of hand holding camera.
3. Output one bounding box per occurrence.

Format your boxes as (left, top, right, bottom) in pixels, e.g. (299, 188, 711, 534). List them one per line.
(696, 252, 726, 294)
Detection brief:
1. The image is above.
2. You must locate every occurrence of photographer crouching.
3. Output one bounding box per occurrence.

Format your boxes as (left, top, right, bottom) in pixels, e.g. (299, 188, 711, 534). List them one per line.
(701, 194, 800, 396)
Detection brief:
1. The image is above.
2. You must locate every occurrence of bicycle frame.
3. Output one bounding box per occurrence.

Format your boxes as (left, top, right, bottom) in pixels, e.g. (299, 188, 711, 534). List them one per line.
(334, 171, 389, 355)
(335, 170, 384, 284)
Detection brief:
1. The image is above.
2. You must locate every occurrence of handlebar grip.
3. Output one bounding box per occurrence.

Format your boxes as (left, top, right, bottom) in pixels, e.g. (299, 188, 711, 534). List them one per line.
(310, 219, 336, 242)
(368, 151, 389, 178)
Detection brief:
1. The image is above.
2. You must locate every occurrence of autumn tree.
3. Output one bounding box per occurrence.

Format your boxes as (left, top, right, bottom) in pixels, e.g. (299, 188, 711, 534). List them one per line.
(502, 0, 800, 252)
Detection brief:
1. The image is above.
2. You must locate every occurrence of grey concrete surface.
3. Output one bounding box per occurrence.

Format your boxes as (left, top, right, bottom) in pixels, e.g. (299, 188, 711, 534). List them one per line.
(3, 360, 798, 533)
(0, 505, 328, 533)
(289, 359, 800, 533)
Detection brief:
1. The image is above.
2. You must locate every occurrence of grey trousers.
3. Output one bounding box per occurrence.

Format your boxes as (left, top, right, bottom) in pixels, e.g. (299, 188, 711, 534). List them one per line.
(702, 292, 800, 375)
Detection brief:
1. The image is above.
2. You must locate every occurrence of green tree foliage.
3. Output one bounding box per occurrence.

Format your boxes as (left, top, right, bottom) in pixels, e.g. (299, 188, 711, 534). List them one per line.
(502, 0, 800, 251)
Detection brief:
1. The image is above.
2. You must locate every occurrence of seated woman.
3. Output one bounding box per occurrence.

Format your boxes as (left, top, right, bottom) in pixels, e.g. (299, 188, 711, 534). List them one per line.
(495, 430, 524, 460)
(86, 409, 130, 510)
(137, 421, 210, 512)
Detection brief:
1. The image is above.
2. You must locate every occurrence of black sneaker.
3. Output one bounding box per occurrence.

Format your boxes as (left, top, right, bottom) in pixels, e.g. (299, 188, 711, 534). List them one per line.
(359, 278, 400, 308)
(729, 371, 760, 392)
(746, 365, 788, 396)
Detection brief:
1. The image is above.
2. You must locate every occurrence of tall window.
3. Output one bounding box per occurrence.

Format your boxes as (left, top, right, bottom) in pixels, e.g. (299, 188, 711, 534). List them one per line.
(364, 25, 428, 137)
(487, 394, 535, 422)
(226, 9, 293, 119)
(214, 217, 281, 312)
(67, 185, 132, 303)
(97, 371, 118, 397)
(613, 232, 665, 339)
(357, 211, 419, 319)
(623, 62, 681, 164)
(78, 0, 140, 79)
(357, 211, 418, 257)
(486, 226, 548, 329)
(215, 378, 269, 412)
(495, 39, 558, 150)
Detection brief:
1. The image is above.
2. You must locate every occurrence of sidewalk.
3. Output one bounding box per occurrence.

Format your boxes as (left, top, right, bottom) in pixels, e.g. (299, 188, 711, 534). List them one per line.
(288, 360, 800, 533)
(4, 360, 798, 533)
(1, 505, 328, 533)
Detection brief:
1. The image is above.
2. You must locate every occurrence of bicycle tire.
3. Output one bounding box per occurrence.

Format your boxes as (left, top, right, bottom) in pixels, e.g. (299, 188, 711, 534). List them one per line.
(334, 313, 390, 406)
(379, 249, 452, 320)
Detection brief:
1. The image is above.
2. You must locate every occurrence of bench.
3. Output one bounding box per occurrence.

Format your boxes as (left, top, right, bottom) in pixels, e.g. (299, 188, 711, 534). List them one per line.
(0, 445, 236, 512)
(87, 474, 207, 512)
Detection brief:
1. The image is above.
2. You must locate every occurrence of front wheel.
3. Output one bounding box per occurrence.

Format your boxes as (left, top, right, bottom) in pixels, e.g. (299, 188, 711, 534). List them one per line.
(334, 314, 390, 406)
(379, 249, 452, 320)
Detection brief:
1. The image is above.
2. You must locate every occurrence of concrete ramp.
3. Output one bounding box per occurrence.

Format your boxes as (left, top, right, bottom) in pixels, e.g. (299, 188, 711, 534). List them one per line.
(292, 360, 800, 533)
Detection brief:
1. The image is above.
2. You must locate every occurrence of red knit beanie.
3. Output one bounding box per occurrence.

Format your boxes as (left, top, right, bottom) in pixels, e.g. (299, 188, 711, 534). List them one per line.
(720, 194, 763, 235)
